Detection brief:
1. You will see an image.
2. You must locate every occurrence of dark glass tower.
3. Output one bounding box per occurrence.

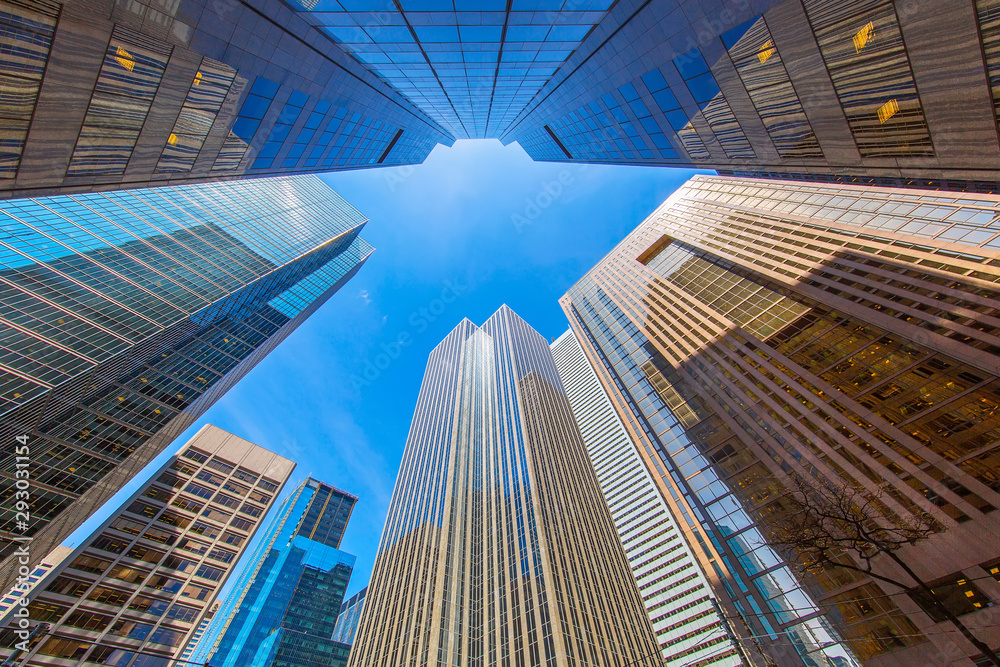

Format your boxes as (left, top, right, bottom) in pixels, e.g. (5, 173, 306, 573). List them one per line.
(501, 0, 1000, 192)
(194, 478, 358, 667)
(0, 0, 452, 198)
(0, 174, 372, 594)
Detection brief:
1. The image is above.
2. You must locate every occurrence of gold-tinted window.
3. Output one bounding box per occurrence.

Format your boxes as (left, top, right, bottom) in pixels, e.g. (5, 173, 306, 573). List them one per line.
(723, 17, 823, 159)
(803, 0, 933, 158)
(156, 58, 236, 173)
(67, 27, 171, 176)
(0, 0, 59, 177)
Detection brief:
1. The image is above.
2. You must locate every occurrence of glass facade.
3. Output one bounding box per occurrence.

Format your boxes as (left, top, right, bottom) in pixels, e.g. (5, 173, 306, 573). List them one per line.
(561, 174, 1000, 665)
(550, 331, 742, 667)
(283, 0, 613, 139)
(350, 306, 661, 667)
(332, 586, 366, 645)
(193, 478, 358, 667)
(0, 174, 373, 595)
(0, 425, 295, 667)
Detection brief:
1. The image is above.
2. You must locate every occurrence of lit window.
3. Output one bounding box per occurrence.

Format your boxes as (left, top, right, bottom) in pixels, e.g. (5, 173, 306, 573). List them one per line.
(114, 46, 135, 72)
(757, 40, 775, 63)
(877, 99, 899, 123)
(853, 21, 874, 52)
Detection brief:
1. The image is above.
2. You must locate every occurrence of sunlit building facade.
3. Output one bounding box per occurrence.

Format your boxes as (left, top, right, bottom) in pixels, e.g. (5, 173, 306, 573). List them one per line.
(550, 330, 743, 667)
(0, 174, 373, 593)
(561, 174, 1000, 666)
(0, 0, 451, 198)
(349, 306, 661, 667)
(0, 424, 295, 666)
(195, 477, 357, 667)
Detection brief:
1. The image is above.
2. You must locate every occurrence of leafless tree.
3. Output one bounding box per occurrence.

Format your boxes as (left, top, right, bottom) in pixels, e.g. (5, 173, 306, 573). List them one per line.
(768, 478, 1000, 667)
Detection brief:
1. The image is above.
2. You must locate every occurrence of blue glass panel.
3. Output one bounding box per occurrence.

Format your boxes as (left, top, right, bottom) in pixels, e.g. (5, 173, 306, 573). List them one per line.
(618, 83, 639, 102)
(231, 118, 260, 140)
(547, 25, 590, 41)
(721, 17, 757, 49)
(288, 91, 309, 107)
(506, 25, 549, 41)
(459, 25, 502, 41)
(413, 25, 459, 41)
(238, 95, 271, 120)
(641, 69, 667, 93)
(249, 77, 280, 99)
(686, 73, 720, 104)
(652, 89, 678, 112)
(674, 49, 710, 78)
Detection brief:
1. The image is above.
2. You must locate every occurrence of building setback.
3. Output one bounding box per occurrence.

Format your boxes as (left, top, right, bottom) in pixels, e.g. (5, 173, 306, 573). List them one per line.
(561, 174, 1000, 666)
(0, 424, 295, 666)
(194, 477, 357, 667)
(0, 0, 451, 199)
(332, 586, 366, 646)
(0, 174, 373, 593)
(550, 330, 744, 667)
(349, 305, 662, 667)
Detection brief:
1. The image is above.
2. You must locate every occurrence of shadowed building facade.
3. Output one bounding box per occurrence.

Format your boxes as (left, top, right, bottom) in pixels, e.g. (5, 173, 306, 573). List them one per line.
(0, 174, 372, 594)
(502, 0, 1000, 192)
(0, 424, 295, 666)
(348, 306, 661, 667)
(561, 174, 1000, 666)
(194, 477, 357, 667)
(9, 0, 1000, 195)
(550, 330, 744, 667)
(0, 0, 451, 198)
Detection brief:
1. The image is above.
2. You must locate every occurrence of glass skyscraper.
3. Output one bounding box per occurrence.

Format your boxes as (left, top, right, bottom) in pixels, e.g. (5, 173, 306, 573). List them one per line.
(561, 174, 1000, 665)
(0, 0, 451, 198)
(0, 174, 372, 594)
(7, 0, 1000, 196)
(550, 330, 743, 667)
(0, 424, 296, 666)
(332, 586, 366, 645)
(194, 477, 357, 667)
(349, 305, 662, 667)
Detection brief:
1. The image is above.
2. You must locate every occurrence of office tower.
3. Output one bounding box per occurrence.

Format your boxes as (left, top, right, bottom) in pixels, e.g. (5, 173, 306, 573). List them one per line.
(0, 424, 295, 666)
(332, 586, 366, 645)
(0, 546, 72, 622)
(179, 600, 218, 664)
(550, 330, 743, 667)
(0, 0, 451, 198)
(0, 174, 373, 593)
(502, 0, 1000, 192)
(196, 477, 357, 667)
(561, 174, 1000, 665)
(350, 305, 662, 667)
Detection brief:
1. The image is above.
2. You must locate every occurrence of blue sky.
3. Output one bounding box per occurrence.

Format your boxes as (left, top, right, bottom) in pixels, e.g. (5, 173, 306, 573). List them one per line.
(65, 140, 706, 598)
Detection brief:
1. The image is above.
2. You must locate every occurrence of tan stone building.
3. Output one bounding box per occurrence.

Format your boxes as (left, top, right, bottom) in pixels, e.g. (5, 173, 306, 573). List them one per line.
(349, 306, 662, 667)
(562, 174, 1000, 666)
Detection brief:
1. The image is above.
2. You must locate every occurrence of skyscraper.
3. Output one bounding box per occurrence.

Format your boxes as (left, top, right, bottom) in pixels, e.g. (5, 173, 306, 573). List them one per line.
(332, 586, 366, 646)
(550, 330, 744, 667)
(561, 174, 1000, 665)
(8, 0, 1000, 196)
(0, 424, 295, 666)
(0, 174, 373, 593)
(195, 477, 357, 667)
(349, 305, 662, 667)
(0, 0, 451, 198)
(502, 0, 1000, 192)
(0, 546, 72, 623)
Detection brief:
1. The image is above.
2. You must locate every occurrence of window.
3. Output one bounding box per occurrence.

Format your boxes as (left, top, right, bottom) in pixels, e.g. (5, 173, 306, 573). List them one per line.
(196, 564, 225, 581)
(0, 0, 58, 177)
(156, 58, 237, 172)
(37, 637, 90, 660)
(909, 575, 994, 621)
(167, 603, 200, 622)
(67, 28, 171, 175)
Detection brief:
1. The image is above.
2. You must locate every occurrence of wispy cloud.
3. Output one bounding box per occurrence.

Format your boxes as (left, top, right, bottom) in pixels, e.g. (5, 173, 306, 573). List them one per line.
(358, 289, 371, 305)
